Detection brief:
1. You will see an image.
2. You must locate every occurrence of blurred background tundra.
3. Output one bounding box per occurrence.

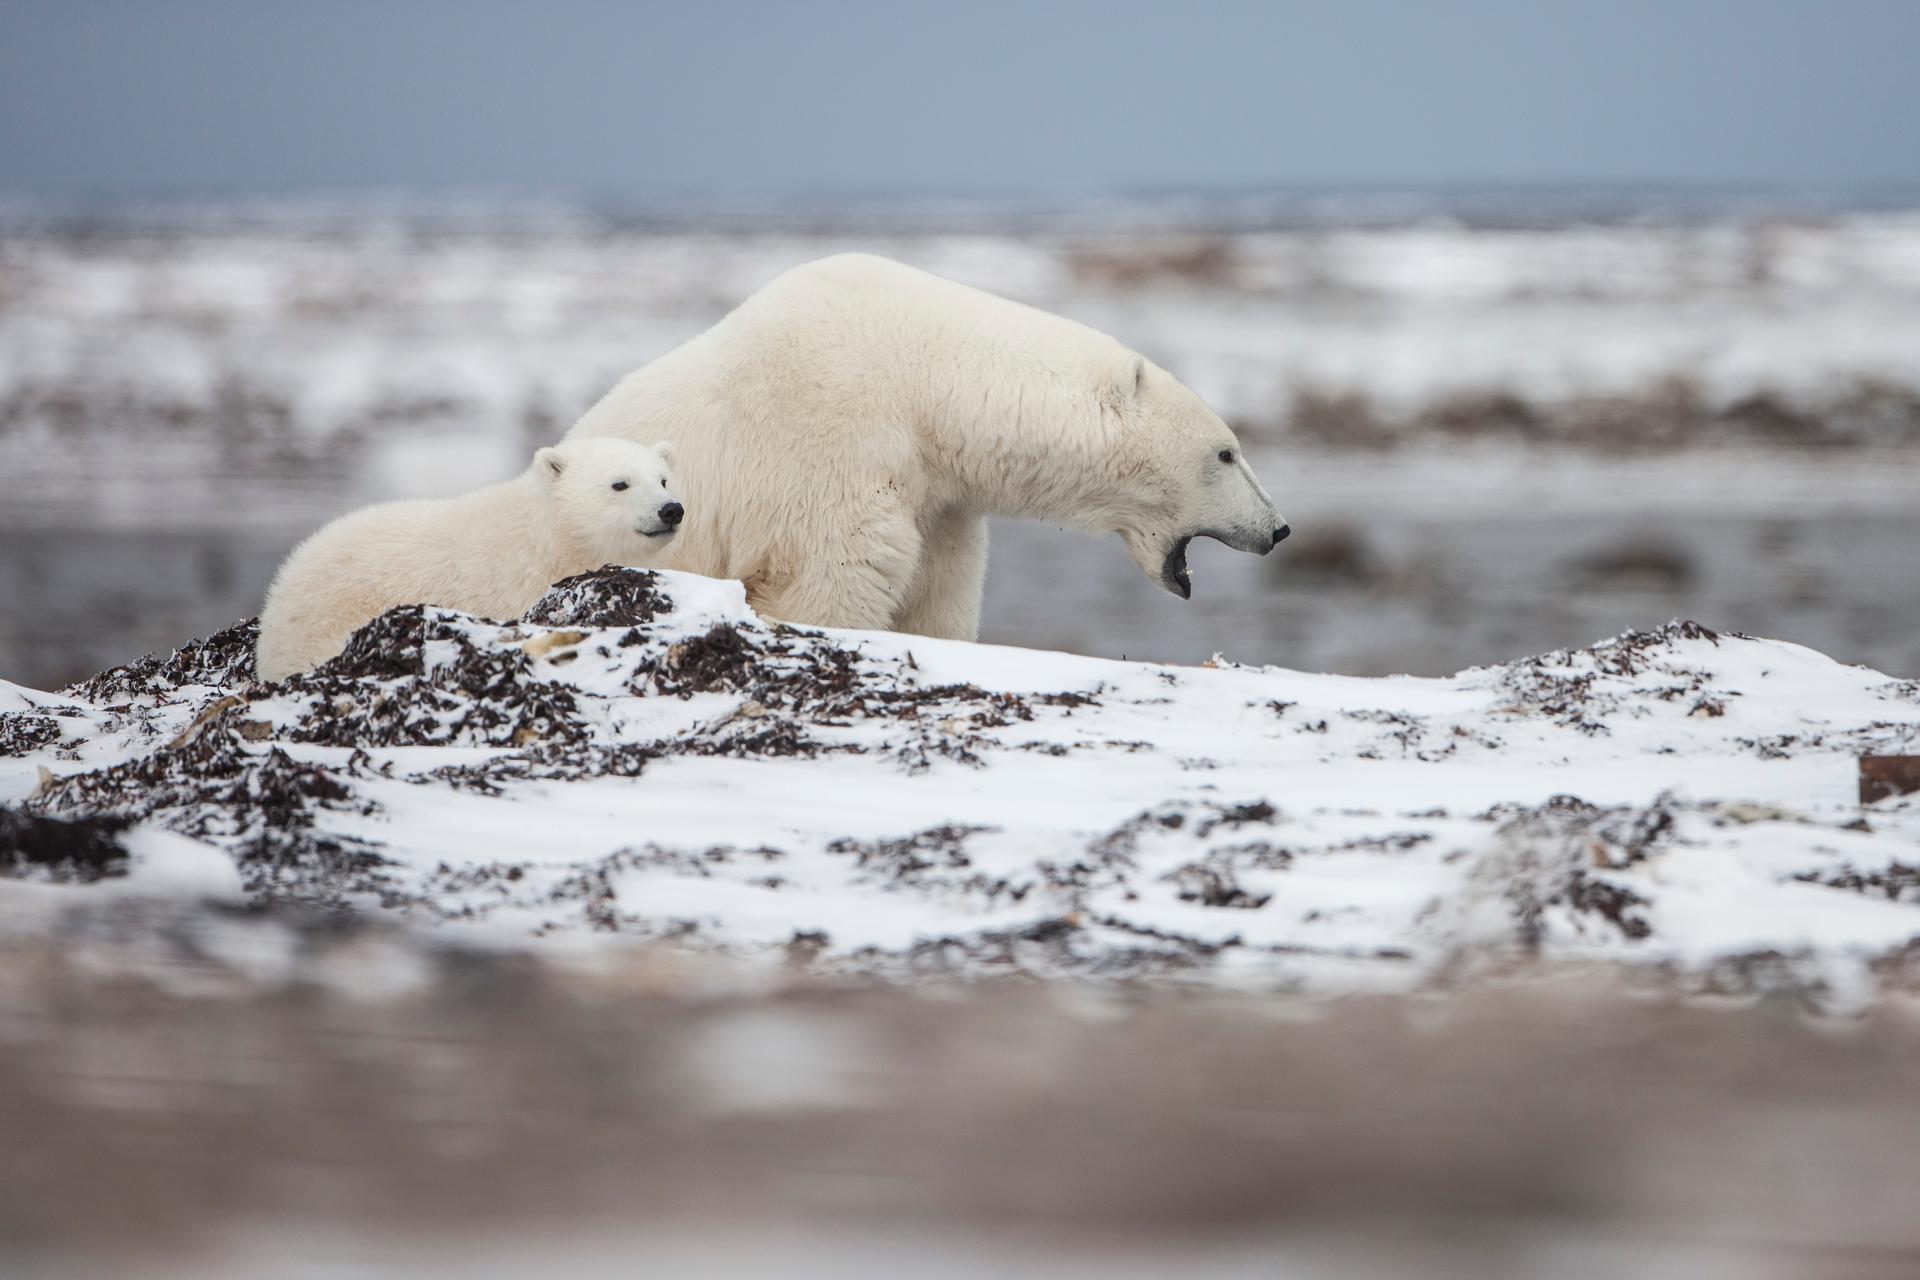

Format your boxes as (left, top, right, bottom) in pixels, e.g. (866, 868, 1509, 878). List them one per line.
(5, 195, 1920, 686)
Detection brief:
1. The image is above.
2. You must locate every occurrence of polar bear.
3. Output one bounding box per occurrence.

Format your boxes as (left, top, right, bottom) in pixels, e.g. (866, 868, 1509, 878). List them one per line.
(256, 438, 683, 680)
(565, 253, 1288, 641)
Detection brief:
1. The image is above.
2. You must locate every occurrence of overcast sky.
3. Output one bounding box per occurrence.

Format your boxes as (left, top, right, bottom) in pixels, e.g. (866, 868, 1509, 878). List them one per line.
(3, 0, 1917, 197)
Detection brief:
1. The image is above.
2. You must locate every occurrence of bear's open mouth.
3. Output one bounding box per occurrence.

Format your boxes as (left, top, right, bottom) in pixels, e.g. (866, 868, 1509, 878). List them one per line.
(1161, 531, 1249, 599)
(1161, 536, 1194, 599)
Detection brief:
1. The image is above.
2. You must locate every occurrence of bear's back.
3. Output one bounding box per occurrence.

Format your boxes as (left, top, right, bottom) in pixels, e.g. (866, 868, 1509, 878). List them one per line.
(256, 482, 549, 679)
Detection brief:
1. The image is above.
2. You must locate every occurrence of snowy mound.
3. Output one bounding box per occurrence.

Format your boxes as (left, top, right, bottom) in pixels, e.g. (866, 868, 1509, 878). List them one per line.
(4, 567, 1918, 1005)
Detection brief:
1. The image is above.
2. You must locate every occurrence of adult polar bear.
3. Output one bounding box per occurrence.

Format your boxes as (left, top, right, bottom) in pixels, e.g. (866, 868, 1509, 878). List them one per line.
(566, 253, 1288, 641)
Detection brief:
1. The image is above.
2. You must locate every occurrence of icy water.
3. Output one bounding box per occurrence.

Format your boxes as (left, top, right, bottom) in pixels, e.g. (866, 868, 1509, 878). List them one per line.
(986, 510, 1920, 677)
(4, 446, 1916, 688)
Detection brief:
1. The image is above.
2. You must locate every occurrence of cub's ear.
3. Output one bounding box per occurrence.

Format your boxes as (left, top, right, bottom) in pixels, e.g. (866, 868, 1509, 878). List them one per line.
(652, 441, 676, 466)
(1110, 354, 1146, 407)
(534, 447, 566, 480)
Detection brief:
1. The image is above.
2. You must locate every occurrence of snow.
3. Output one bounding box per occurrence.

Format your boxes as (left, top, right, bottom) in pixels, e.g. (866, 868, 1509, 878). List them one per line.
(5, 214, 1920, 533)
(4, 568, 1915, 1009)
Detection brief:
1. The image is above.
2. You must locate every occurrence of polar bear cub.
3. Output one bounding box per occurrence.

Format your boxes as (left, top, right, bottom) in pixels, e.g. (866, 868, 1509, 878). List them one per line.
(256, 438, 683, 680)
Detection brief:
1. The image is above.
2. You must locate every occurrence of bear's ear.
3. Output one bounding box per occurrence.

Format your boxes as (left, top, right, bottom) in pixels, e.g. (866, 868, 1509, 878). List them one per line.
(1112, 355, 1146, 406)
(652, 441, 676, 467)
(534, 447, 566, 481)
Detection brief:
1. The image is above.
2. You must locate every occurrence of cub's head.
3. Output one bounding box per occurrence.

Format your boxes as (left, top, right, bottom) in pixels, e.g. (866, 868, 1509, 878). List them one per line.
(533, 437, 683, 557)
(1106, 355, 1289, 599)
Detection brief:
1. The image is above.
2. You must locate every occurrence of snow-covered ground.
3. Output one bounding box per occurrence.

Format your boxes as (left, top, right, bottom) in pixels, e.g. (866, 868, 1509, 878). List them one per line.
(6, 568, 1916, 1008)
(8, 564, 1920, 1271)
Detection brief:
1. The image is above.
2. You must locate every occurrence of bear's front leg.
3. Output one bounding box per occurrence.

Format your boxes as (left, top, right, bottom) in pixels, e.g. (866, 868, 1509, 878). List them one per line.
(891, 513, 987, 641)
(754, 497, 923, 634)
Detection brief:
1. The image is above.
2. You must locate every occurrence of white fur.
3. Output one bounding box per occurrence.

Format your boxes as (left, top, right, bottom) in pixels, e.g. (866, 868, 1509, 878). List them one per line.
(565, 253, 1287, 639)
(256, 437, 682, 680)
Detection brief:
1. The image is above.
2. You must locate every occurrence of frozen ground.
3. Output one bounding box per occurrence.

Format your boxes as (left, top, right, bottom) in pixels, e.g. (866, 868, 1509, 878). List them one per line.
(14, 635, 1918, 1278)
(6, 567, 1917, 1004)
(4, 565, 1920, 1275)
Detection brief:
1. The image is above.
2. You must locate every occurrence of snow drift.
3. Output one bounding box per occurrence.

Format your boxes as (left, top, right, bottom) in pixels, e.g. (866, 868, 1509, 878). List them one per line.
(3, 567, 1917, 1007)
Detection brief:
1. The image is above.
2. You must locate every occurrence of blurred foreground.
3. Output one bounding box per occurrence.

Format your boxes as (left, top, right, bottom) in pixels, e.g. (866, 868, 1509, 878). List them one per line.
(7, 936, 1920, 1279)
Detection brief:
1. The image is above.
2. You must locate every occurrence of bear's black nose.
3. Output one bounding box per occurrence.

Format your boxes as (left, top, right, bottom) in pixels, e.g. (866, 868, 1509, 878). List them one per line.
(1272, 524, 1291, 546)
(660, 502, 684, 526)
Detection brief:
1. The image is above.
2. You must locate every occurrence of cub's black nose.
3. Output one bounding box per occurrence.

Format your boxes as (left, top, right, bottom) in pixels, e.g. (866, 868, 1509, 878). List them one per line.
(1272, 524, 1291, 546)
(660, 502, 684, 526)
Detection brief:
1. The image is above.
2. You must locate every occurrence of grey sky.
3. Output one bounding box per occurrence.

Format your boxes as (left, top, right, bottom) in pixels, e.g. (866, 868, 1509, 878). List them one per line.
(3, 0, 1917, 196)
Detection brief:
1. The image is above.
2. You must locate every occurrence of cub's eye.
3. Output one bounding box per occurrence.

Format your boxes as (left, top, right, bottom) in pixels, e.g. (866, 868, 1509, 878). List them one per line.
(610, 481, 629, 491)
(660, 478, 667, 488)
(1218, 449, 1234, 464)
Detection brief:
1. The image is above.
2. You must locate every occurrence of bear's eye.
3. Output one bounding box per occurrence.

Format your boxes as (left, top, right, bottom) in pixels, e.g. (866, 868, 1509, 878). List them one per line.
(610, 480, 629, 491)
(660, 478, 667, 488)
(1218, 449, 1234, 464)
